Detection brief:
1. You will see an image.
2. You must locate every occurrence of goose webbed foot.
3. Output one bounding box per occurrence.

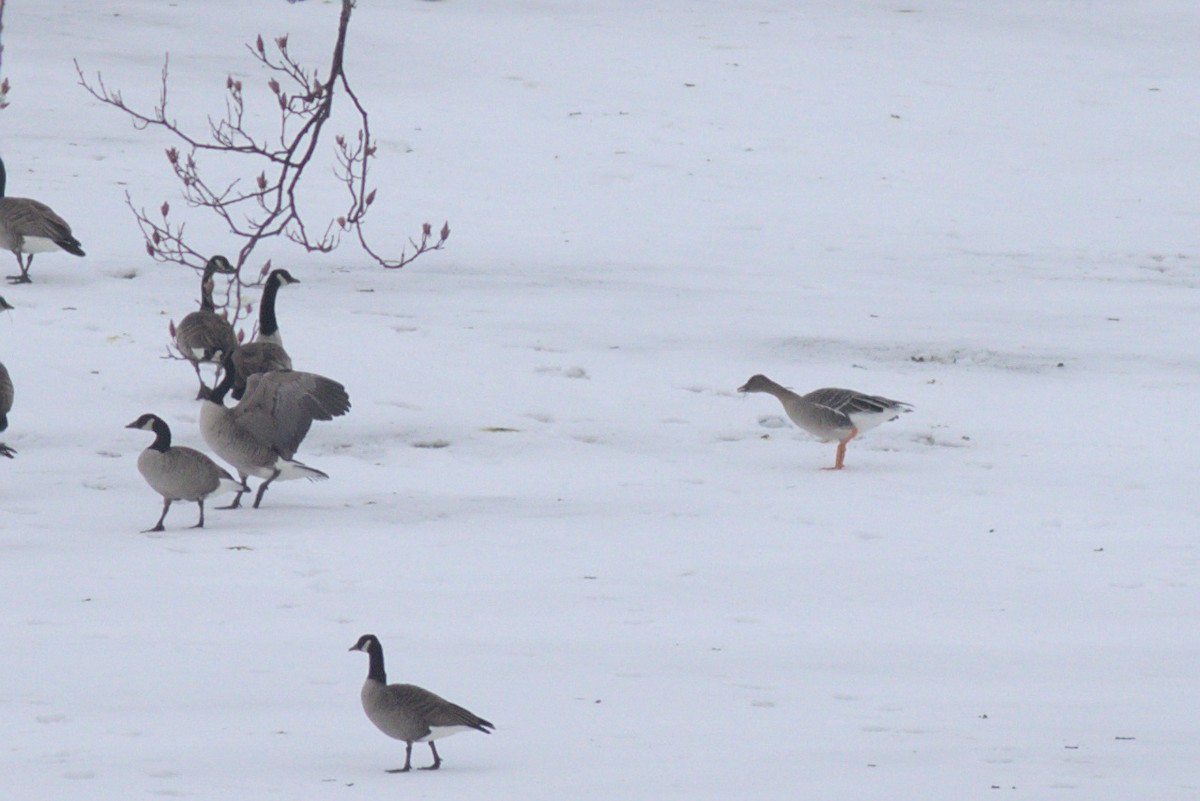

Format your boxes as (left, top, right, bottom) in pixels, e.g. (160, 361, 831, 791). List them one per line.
(6, 273, 31, 284)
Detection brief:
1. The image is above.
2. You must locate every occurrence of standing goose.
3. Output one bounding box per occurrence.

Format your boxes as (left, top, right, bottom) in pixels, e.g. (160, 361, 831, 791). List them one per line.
(126, 413, 245, 531)
(230, 268, 298, 400)
(349, 634, 494, 772)
(1, 296, 14, 457)
(174, 255, 239, 396)
(0, 157, 85, 284)
(199, 353, 350, 508)
(738, 374, 912, 470)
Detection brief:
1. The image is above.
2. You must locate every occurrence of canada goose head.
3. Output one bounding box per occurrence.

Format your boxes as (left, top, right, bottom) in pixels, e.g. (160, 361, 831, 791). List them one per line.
(0, 296, 13, 312)
(268, 268, 300, 288)
(205, 255, 236, 275)
(349, 633, 379, 653)
(126, 413, 171, 451)
(737, 374, 775, 394)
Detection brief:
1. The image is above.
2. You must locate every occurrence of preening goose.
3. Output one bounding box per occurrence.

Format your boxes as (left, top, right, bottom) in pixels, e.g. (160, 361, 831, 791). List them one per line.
(230, 268, 298, 400)
(174, 255, 238, 395)
(349, 634, 494, 772)
(126, 413, 245, 531)
(738, 374, 912, 470)
(199, 353, 350, 508)
(1, 296, 14, 457)
(0, 157, 85, 284)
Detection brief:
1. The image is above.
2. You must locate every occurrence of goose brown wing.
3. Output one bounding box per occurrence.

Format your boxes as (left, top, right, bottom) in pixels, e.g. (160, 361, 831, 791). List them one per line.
(0, 197, 76, 242)
(387, 684, 494, 732)
(804, 387, 907, 417)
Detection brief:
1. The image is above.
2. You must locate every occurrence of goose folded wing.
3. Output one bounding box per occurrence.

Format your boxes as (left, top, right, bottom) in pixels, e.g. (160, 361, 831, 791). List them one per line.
(0, 198, 74, 240)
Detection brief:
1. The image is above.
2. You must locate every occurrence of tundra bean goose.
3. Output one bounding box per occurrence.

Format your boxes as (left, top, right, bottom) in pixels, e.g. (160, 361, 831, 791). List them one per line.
(199, 353, 350, 509)
(126, 413, 245, 531)
(738, 373, 912, 470)
(349, 634, 494, 772)
(0, 157, 85, 284)
(230, 268, 298, 400)
(174, 255, 239, 397)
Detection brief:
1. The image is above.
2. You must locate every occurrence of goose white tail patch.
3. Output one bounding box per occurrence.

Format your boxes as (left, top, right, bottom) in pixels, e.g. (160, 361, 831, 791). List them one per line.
(419, 725, 474, 742)
(19, 236, 66, 255)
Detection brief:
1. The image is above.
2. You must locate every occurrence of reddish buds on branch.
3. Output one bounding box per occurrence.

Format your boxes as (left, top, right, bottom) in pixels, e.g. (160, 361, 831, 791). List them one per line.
(161, 201, 171, 218)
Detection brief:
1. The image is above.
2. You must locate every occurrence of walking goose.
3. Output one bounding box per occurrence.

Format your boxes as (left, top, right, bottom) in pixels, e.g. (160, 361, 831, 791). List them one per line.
(738, 374, 912, 470)
(1, 296, 14, 457)
(0, 157, 85, 284)
(349, 634, 494, 772)
(126, 413, 245, 531)
(199, 353, 350, 508)
(174, 255, 239, 395)
(230, 268, 298, 400)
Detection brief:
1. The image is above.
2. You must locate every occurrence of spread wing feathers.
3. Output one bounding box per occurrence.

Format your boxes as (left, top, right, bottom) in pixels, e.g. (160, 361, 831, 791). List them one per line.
(176, 311, 237, 361)
(386, 684, 495, 733)
(234, 370, 350, 459)
(0, 197, 83, 252)
(804, 387, 911, 418)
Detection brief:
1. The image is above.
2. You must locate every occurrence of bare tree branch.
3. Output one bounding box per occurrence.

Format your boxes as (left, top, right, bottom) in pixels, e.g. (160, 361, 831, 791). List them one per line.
(75, 0, 448, 288)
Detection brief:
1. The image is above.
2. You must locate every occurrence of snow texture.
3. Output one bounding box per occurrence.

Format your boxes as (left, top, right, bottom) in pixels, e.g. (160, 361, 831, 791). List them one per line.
(1, 1, 1198, 798)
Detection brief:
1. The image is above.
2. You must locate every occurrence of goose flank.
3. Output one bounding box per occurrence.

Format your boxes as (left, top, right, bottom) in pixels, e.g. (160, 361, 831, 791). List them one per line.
(349, 634, 494, 772)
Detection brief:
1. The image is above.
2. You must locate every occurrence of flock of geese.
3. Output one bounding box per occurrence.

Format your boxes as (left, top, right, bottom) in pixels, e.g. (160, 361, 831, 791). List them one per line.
(0, 154, 918, 772)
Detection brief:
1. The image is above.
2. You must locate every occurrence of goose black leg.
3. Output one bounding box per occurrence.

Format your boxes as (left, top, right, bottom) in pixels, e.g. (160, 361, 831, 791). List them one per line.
(7, 254, 32, 284)
(419, 742, 442, 770)
(144, 499, 171, 532)
(386, 742, 415, 773)
(252, 468, 281, 508)
(191, 499, 206, 529)
(220, 476, 248, 510)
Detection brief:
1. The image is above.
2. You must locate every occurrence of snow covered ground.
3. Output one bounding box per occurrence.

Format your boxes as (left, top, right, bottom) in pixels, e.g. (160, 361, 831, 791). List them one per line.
(2, 1, 1198, 798)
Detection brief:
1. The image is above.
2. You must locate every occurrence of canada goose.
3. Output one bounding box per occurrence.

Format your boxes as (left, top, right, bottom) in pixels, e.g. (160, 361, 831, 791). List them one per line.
(126, 413, 245, 531)
(199, 353, 350, 508)
(349, 634, 494, 772)
(738, 374, 912, 470)
(230, 268, 298, 400)
(174, 255, 239, 395)
(0, 295, 12, 433)
(1, 296, 14, 456)
(0, 157, 85, 284)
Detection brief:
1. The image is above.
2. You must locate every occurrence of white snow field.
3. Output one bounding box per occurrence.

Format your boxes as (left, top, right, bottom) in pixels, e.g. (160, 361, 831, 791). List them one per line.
(1, 1, 1198, 798)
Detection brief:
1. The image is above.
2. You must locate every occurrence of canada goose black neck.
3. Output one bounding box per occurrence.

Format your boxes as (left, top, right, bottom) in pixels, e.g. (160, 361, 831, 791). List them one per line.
(199, 276, 217, 312)
(258, 271, 289, 338)
(0, 157, 6, 197)
(148, 417, 172, 452)
(352, 634, 388, 682)
(206, 356, 238, 405)
(125, 413, 172, 452)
